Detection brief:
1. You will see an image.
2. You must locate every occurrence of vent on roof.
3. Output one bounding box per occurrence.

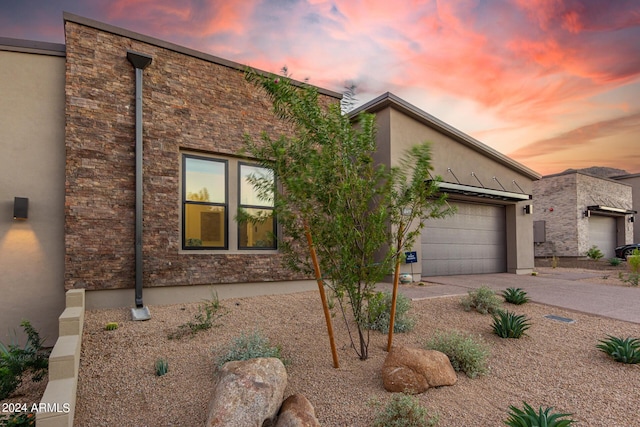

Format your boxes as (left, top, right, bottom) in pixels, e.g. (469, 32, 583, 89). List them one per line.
(544, 314, 575, 324)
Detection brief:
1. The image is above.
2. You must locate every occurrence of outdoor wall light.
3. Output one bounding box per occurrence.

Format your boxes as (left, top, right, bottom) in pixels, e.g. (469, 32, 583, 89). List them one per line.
(630, 216, 635, 223)
(523, 204, 533, 215)
(13, 197, 28, 220)
(583, 210, 591, 218)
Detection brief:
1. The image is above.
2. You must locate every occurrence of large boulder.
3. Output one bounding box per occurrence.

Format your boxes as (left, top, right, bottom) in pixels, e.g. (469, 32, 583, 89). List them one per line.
(206, 357, 287, 427)
(382, 346, 457, 394)
(275, 394, 320, 427)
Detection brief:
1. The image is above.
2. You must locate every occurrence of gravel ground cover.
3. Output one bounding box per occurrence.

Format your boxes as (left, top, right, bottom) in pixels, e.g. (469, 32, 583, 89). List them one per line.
(72, 269, 640, 426)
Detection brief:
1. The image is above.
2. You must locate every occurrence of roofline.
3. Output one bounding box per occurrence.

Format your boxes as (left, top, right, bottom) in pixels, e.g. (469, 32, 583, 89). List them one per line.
(542, 169, 633, 186)
(62, 12, 342, 100)
(611, 173, 640, 180)
(350, 92, 541, 180)
(0, 37, 65, 57)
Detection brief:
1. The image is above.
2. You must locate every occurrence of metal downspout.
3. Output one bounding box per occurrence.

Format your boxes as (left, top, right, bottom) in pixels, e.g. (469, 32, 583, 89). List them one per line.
(127, 51, 153, 318)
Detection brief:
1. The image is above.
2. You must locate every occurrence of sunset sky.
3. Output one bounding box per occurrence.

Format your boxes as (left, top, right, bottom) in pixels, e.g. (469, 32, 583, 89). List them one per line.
(3, 0, 639, 175)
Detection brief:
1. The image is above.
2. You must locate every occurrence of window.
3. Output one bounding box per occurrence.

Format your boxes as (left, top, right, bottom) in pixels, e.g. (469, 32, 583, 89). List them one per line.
(182, 154, 276, 251)
(183, 155, 228, 249)
(238, 163, 276, 249)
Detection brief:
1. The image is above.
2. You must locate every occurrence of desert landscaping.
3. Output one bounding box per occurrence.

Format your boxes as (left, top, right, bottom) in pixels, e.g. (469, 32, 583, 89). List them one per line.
(65, 267, 640, 426)
(2, 266, 639, 426)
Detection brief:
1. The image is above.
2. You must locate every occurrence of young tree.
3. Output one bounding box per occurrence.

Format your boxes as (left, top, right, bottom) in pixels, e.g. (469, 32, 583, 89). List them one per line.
(242, 69, 452, 360)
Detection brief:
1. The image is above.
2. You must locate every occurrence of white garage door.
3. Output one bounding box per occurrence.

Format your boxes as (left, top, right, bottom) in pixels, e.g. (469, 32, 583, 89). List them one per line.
(589, 215, 617, 258)
(421, 202, 506, 276)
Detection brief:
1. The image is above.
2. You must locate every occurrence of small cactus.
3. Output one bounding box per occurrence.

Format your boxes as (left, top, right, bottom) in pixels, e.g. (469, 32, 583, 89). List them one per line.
(105, 322, 119, 331)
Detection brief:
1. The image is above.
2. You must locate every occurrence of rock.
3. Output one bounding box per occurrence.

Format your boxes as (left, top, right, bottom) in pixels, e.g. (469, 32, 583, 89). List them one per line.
(275, 394, 320, 427)
(382, 346, 457, 394)
(206, 357, 287, 427)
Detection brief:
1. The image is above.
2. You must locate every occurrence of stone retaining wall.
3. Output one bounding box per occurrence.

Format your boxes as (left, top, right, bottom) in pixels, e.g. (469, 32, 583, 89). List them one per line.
(36, 289, 84, 427)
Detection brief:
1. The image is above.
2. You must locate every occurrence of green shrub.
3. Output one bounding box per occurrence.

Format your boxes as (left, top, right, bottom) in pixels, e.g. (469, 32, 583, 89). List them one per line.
(168, 293, 225, 339)
(371, 393, 438, 427)
(501, 288, 530, 305)
(461, 286, 502, 314)
(618, 271, 640, 287)
(423, 330, 490, 378)
(104, 322, 119, 331)
(608, 257, 622, 266)
(0, 411, 36, 427)
(154, 358, 169, 376)
(505, 402, 575, 426)
(492, 310, 531, 339)
(586, 245, 604, 260)
(366, 291, 415, 333)
(0, 321, 49, 400)
(216, 331, 285, 368)
(596, 335, 640, 364)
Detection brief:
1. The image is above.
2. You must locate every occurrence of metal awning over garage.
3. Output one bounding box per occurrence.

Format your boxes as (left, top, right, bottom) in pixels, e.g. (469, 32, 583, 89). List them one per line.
(421, 201, 506, 276)
(430, 180, 532, 202)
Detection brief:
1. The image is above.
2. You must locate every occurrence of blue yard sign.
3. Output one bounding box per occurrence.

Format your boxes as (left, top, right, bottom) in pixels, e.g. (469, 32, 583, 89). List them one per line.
(405, 251, 418, 264)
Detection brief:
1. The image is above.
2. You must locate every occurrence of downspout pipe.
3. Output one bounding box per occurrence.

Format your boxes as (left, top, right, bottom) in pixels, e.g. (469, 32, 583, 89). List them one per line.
(127, 51, 153, 314)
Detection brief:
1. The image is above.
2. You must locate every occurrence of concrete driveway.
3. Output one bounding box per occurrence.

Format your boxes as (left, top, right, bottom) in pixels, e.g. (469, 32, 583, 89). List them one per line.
(378, 269, 640, 324)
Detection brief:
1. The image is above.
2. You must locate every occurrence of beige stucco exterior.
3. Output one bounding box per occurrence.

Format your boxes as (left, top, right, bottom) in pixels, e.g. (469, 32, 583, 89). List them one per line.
(613, 173, 640, 243)
(0, 40, 66, 346)
(355, 94, 540, 277)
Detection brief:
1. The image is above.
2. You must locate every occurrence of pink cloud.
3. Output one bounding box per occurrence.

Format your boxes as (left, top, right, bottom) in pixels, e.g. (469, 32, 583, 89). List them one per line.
(508, 112, 640, 174)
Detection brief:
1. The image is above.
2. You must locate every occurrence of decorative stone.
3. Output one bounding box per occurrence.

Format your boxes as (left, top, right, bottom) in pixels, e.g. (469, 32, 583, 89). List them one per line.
(206, 357, 287, 427)
(275, 394, 320, 427)
(382, 346, 457, 394)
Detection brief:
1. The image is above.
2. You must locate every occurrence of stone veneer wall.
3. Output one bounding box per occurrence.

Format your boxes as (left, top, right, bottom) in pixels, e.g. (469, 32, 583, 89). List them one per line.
(64, 21, 339, 291)
(533, 173, 579, 257)
(576, 173, 633, 254)
(533, 172, 633, 257)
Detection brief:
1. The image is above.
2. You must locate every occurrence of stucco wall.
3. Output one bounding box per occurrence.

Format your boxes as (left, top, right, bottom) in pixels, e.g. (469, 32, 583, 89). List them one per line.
(375, 106, 536, 275)
(0, 47, 66, 346)
(64, 19, 340, 291)
(614, 174, 640, 243)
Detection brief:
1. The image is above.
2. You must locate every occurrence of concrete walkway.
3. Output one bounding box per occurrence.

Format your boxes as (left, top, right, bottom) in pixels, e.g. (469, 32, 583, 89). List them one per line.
(377, 269, 640, 324)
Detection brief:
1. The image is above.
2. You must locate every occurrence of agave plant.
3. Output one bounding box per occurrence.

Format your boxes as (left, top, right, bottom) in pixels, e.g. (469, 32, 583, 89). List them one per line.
(155, 358, 169, 376)
(505, 402, 575, 427)
(492, 310, 531, 339)
(501, 287, 530, 305)
(596, 335, 640, 364)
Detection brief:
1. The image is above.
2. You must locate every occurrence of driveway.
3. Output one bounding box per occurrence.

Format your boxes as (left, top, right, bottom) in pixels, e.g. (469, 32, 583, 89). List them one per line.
(378, 269, 640, 324)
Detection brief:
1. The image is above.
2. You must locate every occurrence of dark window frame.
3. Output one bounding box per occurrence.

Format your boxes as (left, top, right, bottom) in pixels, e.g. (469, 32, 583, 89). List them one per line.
(237, 161, 277, 250)
(182, 154, 229, 250)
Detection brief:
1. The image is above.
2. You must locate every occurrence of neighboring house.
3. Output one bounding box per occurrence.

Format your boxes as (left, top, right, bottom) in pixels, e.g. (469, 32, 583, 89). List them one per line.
(1, 13, 540, 345)
(612, 173, 640, 243)
(532, 170, 635, 259)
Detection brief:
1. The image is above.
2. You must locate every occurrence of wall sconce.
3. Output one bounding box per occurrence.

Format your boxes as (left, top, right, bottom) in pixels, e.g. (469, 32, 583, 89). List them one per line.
(13, 197, 28, 220)
(630, 216, 635, 223)
(523, 204, 533, 215)
(583, 210, 590, 218)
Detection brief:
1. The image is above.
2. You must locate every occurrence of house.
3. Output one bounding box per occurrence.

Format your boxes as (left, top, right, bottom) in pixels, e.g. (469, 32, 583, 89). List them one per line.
(353, 94, 540, 277)
(1, 13, 539, 345)
(612, 173, 640, 243)
(532, 170, 635, 259)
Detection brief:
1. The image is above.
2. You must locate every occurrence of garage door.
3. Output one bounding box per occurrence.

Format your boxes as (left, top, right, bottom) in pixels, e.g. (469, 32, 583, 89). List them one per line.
(588, 215, 616, 258)
(421, 202, 506, 276)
